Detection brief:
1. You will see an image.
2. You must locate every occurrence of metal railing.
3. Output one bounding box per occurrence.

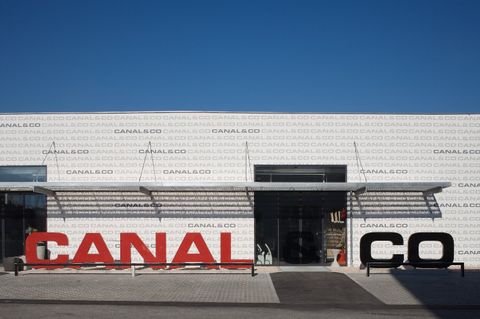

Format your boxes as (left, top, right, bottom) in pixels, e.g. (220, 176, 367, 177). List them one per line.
(366, 261, 465, 277)
(14, 262, 256, 277)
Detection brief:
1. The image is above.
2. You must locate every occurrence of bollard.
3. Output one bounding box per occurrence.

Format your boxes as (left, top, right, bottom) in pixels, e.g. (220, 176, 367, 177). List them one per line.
(131, 265, 136, 277)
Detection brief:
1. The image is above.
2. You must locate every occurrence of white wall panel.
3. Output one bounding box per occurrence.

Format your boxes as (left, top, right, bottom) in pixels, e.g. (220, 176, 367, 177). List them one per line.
(1, 112, 479, 266)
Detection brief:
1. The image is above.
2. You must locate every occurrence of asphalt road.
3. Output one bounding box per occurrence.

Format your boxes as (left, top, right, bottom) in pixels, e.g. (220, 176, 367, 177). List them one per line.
(2, 303, 480, 319)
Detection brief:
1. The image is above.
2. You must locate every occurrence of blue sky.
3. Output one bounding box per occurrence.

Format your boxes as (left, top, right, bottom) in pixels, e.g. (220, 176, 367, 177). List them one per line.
(1, 0, 479, 113)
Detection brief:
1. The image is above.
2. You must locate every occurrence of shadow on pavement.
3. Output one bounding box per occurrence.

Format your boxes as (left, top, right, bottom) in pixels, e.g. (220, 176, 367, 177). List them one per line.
(389, 269, 480, 312)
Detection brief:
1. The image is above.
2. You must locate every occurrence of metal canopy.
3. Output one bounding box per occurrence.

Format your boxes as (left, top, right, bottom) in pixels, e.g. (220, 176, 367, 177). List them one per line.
(0, 181, 450, 194)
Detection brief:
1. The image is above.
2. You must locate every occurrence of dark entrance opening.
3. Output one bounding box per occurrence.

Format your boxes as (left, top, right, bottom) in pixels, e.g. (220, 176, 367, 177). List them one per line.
(254, 165, 347, 266)
(0, 166, 47, 262)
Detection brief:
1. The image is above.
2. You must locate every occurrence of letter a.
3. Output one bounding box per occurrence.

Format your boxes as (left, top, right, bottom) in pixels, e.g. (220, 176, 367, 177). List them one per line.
(172, 233, 215, 267)
(73, 233, 114, 265)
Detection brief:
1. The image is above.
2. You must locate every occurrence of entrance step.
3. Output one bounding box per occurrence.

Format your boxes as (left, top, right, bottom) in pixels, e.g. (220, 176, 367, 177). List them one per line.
(279, 266, 331, 272)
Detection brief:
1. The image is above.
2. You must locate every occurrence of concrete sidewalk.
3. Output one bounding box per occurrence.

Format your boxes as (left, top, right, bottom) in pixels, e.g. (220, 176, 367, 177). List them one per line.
(1, 267, 479, 307)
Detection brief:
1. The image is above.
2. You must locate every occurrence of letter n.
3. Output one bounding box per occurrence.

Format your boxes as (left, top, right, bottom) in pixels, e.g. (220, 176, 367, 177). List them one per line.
(120, 233, 166, 269)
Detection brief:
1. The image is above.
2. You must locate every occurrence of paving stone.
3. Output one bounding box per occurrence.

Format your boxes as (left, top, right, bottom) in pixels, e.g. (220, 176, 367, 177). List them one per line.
(0, 272, 279, 304)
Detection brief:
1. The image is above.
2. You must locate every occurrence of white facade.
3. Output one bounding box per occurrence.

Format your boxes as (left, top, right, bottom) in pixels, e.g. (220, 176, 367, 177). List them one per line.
(0, 112, 479, 266)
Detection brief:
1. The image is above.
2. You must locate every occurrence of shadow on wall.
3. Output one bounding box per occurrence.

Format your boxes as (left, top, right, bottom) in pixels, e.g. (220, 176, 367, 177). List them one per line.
(350, 191, 442, 219)
(47, 190, 442, 220)
(46, 190, 255, 219)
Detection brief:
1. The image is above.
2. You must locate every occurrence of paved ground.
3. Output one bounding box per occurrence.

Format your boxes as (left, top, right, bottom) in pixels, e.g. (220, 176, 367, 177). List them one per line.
(0, 271, 278, 304)
(1, 267, 479, 310)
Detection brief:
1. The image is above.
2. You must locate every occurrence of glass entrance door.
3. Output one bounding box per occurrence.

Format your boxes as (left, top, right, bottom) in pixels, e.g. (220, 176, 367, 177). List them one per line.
(254, 165, 347, 266)
(279, 201, 324, 264)
(0, 194, 5, 261)
(255, 191, 327, 265)
(3, 194, 25, 258)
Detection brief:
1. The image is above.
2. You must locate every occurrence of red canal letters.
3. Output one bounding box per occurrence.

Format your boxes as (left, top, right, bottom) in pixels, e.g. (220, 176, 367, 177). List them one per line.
(25, 232, 251, 269)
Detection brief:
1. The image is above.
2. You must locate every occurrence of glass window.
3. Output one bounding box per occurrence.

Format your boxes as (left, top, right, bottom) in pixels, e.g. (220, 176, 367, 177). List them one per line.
(255, 165, 346, 183)
(0, 166, 47, 182)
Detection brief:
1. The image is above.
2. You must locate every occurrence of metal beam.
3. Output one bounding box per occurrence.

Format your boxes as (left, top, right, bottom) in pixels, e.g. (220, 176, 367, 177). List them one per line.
(139, 186, 152, 196)
(423, 186, 443, 194)
(0, 181, 452, 193)
(33, 186, 56, 197)
(354, 186, 366, 195)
